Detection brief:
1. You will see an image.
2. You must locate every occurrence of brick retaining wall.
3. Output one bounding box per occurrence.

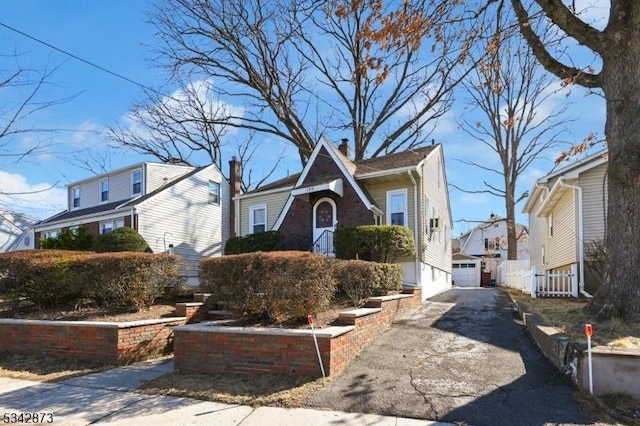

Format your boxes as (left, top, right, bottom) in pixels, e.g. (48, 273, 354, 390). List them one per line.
(0, 317, 186, 365)
(174, 288, 421, 377)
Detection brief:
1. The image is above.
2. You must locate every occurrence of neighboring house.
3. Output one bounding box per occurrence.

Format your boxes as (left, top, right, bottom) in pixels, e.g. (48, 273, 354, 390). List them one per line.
(0, 209, 37, 252)
(234, 136, 453, 300)
(33, 162, 231, 271)
(522, 149, 607, 295)
(454, 213, 530, 284)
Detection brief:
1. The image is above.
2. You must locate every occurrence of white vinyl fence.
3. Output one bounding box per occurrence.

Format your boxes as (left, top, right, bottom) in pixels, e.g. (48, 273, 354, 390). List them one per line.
(497, 261, 578, 298)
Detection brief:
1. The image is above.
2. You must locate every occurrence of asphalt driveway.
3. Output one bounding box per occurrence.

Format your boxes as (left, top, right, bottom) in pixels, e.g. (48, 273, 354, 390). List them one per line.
(303, 288, 592, 426)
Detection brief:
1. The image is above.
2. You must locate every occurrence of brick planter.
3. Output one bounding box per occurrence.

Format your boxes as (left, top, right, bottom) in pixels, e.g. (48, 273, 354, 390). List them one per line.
(174, 289, 421, 377)
(0, 317, 186, 365)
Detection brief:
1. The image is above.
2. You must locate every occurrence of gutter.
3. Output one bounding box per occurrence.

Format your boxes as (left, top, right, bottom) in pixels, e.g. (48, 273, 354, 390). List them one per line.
(408, 170, 421, 288)
(558, 178, 593, 298)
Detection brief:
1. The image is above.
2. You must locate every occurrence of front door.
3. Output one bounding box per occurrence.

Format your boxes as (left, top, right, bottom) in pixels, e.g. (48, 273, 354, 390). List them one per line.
(312, 197, 337, 254)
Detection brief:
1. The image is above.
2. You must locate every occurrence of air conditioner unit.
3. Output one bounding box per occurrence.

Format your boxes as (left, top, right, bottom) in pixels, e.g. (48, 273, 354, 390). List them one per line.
(429, 217, 442, 232)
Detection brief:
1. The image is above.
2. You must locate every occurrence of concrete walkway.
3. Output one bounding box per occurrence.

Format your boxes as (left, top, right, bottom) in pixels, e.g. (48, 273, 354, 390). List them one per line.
(0, 357, 452, 425)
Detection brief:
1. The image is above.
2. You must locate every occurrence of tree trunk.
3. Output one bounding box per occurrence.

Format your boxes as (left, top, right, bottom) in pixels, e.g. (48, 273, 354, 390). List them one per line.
(505, 184, 518, 260)
(588, 13, 640, 320)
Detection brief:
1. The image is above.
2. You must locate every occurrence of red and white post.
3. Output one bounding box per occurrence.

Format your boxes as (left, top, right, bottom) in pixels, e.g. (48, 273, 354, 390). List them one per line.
(585, 324, 593, 394)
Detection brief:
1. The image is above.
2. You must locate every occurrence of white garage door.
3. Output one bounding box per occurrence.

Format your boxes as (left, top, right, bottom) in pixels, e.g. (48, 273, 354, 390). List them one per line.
(452, 262, 480, 287)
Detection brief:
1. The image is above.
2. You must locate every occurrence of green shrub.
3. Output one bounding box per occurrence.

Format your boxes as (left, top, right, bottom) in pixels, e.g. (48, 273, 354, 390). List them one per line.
(224, 231, 284, 254)
(94, 227, 150, 253)
(40, 226, 94, 251)
(334, 225, 415, 262)
(0, 250, 181, 310)
(80, 252, 182, 309)
(334, 260, 403, 306)
(200, 251, 336, 321)
(0, 250, 91, 308)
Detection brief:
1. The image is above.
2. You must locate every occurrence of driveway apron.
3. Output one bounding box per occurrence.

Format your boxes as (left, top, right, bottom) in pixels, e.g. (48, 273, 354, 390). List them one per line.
(303, 288, 591, 426)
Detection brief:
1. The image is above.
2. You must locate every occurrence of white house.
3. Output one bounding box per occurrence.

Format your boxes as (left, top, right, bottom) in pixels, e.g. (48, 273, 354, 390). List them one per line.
(454, 213, 530, 285)
(0, 209, 37, 252)
(522, 149, 607, 295)
(33, 162, 231, 273)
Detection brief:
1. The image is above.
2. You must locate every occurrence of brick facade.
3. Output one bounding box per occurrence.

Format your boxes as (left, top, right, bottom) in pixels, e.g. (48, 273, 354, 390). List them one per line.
(279, 146, 375, 250)
(0, 317, 185, 365)
(174, 289, 421, 378)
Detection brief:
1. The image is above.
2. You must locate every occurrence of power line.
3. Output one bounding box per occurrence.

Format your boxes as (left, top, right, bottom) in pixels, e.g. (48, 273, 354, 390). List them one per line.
(0, 20, 169, 99)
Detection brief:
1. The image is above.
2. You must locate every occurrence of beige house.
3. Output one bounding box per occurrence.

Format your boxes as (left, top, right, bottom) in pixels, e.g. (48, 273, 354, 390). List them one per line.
(522, 149, 607, 295)
(234, 136, 453, 300)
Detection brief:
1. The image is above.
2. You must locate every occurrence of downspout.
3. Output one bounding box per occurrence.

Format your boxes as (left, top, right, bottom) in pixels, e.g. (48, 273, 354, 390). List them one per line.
(130, 207, 136, 231)
(408, 170, 421, 288)
(559, 178, 593, 298)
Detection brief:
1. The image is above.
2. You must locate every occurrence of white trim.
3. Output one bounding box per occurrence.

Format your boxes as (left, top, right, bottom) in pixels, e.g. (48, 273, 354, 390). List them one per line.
(273, 136, 377, 229)
(234, 185, 295, 200)
(249, 204, 267, 234)
(99, 218, 126, 235)
(99, 178, 109, 204)
(386, 188, 408, 227)
(208, 180, 221, 205)
(312, 197, 337, 230)
(71, 186, 80, 210)
(291, 178, 343, 197)
(131, 168, 143, 196)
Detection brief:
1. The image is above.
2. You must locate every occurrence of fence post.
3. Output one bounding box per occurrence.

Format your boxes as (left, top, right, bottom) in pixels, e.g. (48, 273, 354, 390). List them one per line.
(530, 266, 537, 298)
(571, 263, 579, 297)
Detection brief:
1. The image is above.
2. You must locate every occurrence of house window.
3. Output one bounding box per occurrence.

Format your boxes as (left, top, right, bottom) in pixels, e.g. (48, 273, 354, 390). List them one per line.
(387, 189, 407, 226)
(72, 186, 80, 209)
(548, 213, 554, 238)
(132, 169, 142, 195)
(249, 205, 266, 234)
(208, 181, 220, 205)
(485, 237, 501, 251)
(100, 179, 109, 203)
(42, 230, 59, 240)
(100, 219, 125, 234)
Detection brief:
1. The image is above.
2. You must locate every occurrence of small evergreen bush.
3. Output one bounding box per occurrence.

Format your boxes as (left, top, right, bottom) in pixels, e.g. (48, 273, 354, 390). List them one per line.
(40, 226, 94, 251)
(333, 260, 403, 306)
(200, 251, 336, 321)
(334, 225, 415, 262)
(224, 231, 283, 254)
(94, 227, 150, 253)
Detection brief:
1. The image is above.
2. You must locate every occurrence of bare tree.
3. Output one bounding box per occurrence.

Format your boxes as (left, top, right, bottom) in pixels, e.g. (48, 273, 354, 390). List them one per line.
(455, 3, 571, 260)
(142, 0, 494, 164)
(510, 0, 640, 319)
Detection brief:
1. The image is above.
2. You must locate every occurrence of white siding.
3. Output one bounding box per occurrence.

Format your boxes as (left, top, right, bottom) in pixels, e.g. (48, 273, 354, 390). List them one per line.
(146, 163, 195, 193)
(545, 190, 577, 270)
(420, 147, 452, 276)
(366, 178, 416, 235)
(528, 191, 547, 271)
(578, 163, 607, 245)
(238, 190, 290, 236)
(136, 164, 230, 267)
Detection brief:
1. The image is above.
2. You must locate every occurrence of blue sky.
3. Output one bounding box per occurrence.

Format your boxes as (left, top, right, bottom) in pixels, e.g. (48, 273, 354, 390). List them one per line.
(1, 1, 607, 236)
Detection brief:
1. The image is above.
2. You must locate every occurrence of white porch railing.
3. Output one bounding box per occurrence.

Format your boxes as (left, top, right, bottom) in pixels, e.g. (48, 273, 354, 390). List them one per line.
(497, 261, 578, 298)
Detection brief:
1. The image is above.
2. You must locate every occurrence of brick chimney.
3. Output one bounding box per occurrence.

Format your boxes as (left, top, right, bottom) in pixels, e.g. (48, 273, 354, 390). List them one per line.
(229, 157, 242, 237)
(338, 138, 351, 159)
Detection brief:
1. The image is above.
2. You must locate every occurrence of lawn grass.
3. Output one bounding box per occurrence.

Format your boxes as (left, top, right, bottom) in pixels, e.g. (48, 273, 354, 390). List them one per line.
(136, 371, 326, 408)
(505, 289, 640, 348)
(0, 352, 112, 382)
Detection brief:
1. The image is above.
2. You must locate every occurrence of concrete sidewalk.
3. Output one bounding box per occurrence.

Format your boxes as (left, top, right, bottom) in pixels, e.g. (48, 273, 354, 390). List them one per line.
(0, 357, 452, 426)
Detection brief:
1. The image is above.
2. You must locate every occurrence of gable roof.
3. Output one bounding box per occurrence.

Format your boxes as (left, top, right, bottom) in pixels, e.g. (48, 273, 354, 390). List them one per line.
(272, 136, 384, 229)
(36, 164, 213, 227)
(243, 143, 438, 196)
(522, 149, 608, 214)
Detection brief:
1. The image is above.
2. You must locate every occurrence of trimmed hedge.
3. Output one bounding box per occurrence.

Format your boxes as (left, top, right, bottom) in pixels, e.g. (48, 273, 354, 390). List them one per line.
(94, 227, 150, 253)
(334, 225, 415, 262)
(200, 251, 336, 321)
(334, 260, 403, 306)
(0, 250, 181, 309)
(40, 226, 94, 251)
(224, 231, 284, 254)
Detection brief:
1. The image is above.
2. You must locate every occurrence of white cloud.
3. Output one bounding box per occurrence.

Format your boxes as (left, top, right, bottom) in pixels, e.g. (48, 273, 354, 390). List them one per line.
(0, 171, 66, 220)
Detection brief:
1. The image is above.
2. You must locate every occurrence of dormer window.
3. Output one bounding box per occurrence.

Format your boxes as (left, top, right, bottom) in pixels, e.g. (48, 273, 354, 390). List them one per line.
(72, 186, 80, 209)
(132, 169, 142, 195)
(100, 179, 109, 203)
